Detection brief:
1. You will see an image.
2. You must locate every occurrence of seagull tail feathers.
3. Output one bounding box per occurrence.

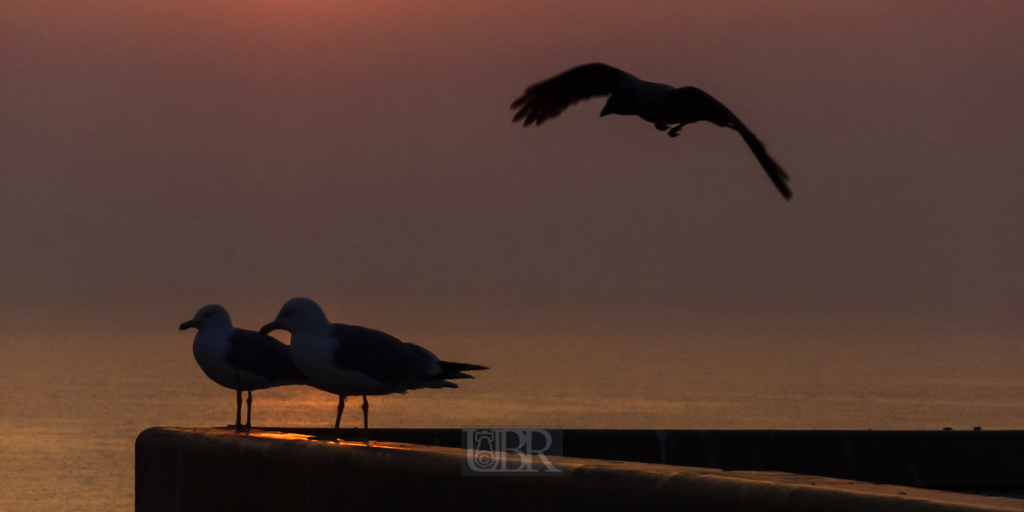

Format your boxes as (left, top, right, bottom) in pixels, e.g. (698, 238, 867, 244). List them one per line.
(409, 380, 459, 390)
(735, 126, 792, 200)
(438, 360, 490, 380)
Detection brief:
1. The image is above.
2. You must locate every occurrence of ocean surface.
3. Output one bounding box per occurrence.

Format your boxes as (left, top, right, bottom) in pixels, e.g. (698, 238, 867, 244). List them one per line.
(2, 329, 1023, 511)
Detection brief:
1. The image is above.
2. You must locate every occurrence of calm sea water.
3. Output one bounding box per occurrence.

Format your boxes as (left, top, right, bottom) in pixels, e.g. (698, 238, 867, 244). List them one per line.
(2, 329, 1023, 511)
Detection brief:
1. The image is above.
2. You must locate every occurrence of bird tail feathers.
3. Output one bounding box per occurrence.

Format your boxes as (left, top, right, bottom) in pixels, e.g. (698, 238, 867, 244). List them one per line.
(407, 380, 459, 390)
(438, 361, 490, 380)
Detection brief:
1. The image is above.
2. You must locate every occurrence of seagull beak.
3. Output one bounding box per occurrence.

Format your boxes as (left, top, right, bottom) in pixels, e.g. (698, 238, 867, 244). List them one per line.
(259, 322, 280, 335)
(179, 320, 198, 331)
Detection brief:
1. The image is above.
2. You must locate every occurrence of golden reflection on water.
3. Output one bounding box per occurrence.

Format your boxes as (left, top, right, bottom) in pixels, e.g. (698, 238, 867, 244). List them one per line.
(3, 331, 1024, 512)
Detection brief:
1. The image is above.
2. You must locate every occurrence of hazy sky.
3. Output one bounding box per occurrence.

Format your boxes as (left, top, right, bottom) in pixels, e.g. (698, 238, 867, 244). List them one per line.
(2, 0, 1023, 340)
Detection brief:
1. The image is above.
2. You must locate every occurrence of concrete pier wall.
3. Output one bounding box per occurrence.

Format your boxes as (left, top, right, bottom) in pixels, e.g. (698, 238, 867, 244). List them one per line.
(278, 428, 1024, 491)
(136, 428, 1024, 512)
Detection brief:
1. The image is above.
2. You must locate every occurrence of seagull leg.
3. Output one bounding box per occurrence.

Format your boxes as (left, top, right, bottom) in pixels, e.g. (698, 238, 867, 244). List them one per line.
(334, 395, 345, 438)
(361, 396, 370, 444)
(234, 389, 242, 430)
(244, 391, 253, 431)
(668, 124, 683, 137)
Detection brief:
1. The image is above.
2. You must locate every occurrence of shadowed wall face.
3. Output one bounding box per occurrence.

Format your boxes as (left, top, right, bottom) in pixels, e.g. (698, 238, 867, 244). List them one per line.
(1, 0, 1023, 338)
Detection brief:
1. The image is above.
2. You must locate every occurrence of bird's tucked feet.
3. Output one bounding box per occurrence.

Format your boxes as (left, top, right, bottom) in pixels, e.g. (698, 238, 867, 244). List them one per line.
(667, 125, 683, 137)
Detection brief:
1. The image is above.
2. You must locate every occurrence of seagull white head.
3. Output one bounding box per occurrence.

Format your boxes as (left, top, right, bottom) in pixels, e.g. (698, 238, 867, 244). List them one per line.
(260, 298, 330, 335)
(179, 304, 233, 331)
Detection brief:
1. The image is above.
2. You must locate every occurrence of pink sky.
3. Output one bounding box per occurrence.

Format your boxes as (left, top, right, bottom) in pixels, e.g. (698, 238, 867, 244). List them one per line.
(2, 0, 1023, 340)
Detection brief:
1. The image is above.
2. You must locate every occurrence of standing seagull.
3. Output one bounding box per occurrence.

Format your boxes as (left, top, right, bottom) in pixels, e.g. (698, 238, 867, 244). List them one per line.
(259, 298, 488, 439)
(179, 305, 307, 430)
(512, 63, 792, 200)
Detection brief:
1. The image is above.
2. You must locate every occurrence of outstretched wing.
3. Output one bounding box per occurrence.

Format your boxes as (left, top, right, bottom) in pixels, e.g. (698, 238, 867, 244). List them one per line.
(665, 87, 792, 200)
(512, 63, 634, 126)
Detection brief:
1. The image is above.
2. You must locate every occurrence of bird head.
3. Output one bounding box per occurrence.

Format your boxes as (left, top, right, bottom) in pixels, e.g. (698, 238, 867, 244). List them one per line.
(260, 298, 330, 335)
(179, 305, 232, 331)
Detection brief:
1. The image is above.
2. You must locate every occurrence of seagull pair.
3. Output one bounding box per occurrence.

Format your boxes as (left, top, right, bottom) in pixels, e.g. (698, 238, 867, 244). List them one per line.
(179, 298, 488, 437)
(511, 63, 792, 200)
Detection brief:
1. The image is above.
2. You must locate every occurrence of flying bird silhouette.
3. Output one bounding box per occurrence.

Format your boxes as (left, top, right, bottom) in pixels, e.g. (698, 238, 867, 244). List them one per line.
(512, 63, 792, 200)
